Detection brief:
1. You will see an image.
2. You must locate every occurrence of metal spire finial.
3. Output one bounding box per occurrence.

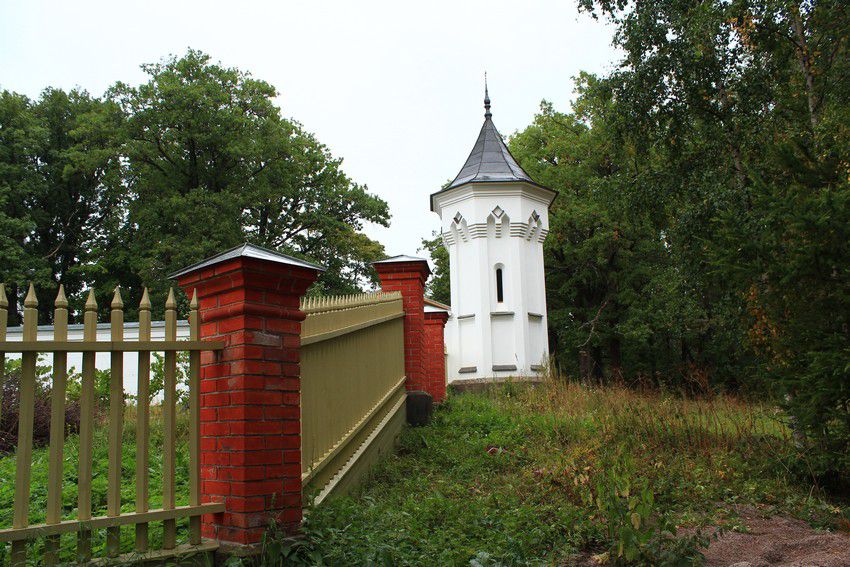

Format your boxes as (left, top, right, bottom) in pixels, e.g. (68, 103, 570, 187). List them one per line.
(484, 72, 491, 119)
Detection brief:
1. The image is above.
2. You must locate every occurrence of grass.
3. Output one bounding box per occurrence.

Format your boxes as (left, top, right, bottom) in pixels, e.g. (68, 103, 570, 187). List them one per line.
(0, 405, 195, 564)
(273, 378, 848, 566)
(2, 378, 848, 565)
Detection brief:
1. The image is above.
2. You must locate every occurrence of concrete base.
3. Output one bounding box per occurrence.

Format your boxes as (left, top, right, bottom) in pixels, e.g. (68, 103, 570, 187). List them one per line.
(448, 375, 545, 394)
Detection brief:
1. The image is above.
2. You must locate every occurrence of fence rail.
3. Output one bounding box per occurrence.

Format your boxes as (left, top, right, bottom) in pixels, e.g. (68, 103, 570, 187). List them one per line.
(0, 283, 224, 566)
(300, 292, 406, 498)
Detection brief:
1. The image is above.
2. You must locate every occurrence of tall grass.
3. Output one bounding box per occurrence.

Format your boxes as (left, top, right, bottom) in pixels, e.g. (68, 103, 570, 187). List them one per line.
(257, 377, 846, 566)
(514, 376, 791, 455)
(5, 376, 843, 565)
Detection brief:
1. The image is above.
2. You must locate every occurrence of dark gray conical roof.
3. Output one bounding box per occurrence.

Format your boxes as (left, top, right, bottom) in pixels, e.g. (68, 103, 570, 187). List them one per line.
(444, 87, 534, 191)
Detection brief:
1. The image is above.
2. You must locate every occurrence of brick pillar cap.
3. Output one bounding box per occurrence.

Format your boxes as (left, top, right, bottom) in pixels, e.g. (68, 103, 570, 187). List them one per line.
(372, 255, 431, 278)
(425, 309, 450, 321)
(169, 242, 326, 280)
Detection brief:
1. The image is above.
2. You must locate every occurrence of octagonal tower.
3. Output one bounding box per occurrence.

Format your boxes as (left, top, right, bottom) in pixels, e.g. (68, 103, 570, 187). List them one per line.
(431, 84, 556, 382)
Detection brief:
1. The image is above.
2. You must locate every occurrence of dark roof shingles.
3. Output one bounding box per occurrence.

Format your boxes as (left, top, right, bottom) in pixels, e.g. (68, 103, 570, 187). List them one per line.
(445, 118, 533, 190)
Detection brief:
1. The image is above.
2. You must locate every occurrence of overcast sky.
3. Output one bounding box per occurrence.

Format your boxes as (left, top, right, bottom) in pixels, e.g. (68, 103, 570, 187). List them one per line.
(0, 0, 618, 264)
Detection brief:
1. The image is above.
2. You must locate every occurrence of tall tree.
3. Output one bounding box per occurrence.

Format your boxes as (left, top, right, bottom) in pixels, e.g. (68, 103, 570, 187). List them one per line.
(0, 89, 125, 322)
(511, 85, 716, 388)
(108, 50, 389, 304)
(0, 91, 45, 323)
(573, 0, 850, 481)
(419, 234, 450, 305)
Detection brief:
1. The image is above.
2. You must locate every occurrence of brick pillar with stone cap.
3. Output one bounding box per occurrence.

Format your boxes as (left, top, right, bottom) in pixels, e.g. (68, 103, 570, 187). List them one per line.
(424, 300, 450, 403)
(372, 255, 432, 396)
(172, 243, 324, 548)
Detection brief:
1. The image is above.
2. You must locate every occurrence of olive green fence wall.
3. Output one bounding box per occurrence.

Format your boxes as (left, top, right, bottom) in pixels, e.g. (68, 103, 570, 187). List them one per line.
(299, 292, 407, 501)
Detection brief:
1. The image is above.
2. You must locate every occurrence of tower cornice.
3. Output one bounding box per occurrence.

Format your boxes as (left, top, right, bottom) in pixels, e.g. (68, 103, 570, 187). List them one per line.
(431, 180, 557, 216)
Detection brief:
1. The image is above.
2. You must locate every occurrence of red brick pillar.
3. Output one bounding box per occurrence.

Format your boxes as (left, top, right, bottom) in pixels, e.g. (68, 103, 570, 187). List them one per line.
(424, 308, 449, 403)
(372, 256, 431, 395)
(173, 244, 323, 547)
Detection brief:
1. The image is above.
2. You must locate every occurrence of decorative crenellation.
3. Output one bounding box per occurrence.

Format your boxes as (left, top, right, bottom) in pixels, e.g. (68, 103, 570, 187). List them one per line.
(442, 222, 549, 245)
(300, 290, 402, 314)
(300, 291, 404, 340)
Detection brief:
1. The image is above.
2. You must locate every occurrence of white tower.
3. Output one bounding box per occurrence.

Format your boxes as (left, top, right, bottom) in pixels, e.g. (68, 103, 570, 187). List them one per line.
(431, 84, 557, 382)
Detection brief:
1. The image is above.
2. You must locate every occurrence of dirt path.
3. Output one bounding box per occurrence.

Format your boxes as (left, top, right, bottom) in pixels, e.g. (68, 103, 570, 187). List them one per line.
(702, 508, 850, 567)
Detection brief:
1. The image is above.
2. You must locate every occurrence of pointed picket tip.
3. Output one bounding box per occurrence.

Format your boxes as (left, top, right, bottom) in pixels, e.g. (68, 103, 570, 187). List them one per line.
(85, 288, 98, 311)
(111, 286, 123, 309)
(165, 288, 177, 310)
(0, 283, 7, 309)
(24, 283, 38, 308)
(55, 284, 68, 309)
(139, 287, 151, 311)
(190, 289, 199, 309)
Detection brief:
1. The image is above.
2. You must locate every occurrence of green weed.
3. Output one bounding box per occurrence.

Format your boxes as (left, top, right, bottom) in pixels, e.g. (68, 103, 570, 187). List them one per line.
(251, 380, 847, 566)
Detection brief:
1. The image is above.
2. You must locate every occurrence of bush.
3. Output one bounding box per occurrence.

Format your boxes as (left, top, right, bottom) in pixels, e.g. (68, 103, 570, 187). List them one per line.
(0, 350, 191, 453)
(587, 454, 708, 566)
(0, 359, 81, 453)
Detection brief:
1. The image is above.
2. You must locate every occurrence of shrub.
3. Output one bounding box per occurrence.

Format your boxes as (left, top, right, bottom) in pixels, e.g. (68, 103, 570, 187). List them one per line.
(0, 360, 80, 452)
(586, 454, 708, 566)
(0, 358, 81, 453)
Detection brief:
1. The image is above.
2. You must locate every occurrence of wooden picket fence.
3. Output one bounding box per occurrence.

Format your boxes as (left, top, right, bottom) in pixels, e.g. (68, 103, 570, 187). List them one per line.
(299, 291, 407, 500)
(0, 284, 410, 563)
(0, 284, 225, 566)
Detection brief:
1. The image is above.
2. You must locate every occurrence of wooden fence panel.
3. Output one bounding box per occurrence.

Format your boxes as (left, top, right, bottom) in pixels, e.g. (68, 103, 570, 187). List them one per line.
(0, 284, 225, 565)
(106, 288, 124, 557)
(45, 286, 68, 565)
(188, 291, 202, 545)
(78, 290, 98, 561)
(162, 289, 178, 550)
(11, 285, 37, 565)
(135, 288, 151, 552)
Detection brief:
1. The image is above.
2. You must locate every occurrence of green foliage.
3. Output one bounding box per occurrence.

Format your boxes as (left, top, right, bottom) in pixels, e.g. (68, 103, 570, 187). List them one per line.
(510, 90, 737, 389)
(507, 0, 850, 482)
(107, 49, 389, 302)
(0, 405, 194, 562)
(419, 233, 450, 305)
(0, 49, 390, 325)
(588, 454, 708, 565)
(0, 88, 125, 323)
(149, 351, 191, 406)
(231, 383, 846, 565)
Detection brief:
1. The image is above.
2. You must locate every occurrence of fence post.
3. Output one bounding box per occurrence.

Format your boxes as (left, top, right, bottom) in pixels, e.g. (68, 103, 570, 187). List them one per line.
(424, 307, 449, 403)
(372, 256, 434, 397)
(173, 244, 324, 548)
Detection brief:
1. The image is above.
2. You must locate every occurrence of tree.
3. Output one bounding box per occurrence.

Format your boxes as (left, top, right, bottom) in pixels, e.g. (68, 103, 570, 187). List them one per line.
(107, 50, 389, 306)
(419, 234, 450, 305)
(0, 89, 125, 322)
(510, 86, 716, 388)
(0, 91, 44, 323)
(573, 0, 850, 482)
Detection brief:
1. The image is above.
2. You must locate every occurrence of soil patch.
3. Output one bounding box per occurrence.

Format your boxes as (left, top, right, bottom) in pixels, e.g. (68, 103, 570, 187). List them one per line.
(701, 507, 850, 567)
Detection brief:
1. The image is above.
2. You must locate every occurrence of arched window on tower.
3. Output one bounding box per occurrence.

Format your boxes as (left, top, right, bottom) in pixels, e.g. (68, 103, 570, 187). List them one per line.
(495, 266, 504, 303)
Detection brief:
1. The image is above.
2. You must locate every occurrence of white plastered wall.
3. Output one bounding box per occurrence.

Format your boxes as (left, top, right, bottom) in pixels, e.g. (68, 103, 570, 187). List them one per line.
(434, 182, 552, 382)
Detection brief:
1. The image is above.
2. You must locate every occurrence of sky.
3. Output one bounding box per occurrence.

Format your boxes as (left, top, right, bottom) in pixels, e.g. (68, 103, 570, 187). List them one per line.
(0, 0, 619, 264)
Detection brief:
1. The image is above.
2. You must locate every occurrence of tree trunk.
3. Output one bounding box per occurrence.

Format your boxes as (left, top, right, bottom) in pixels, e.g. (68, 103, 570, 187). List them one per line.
(591, 345, 605, 385)
(579, 350, 591, 384)
(717, 81, 747, 191)
(789, 3, 819, 130)
(258, 205, 269, 240)
(609, 336, 623, 382)
(188, 137, 200, 189)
